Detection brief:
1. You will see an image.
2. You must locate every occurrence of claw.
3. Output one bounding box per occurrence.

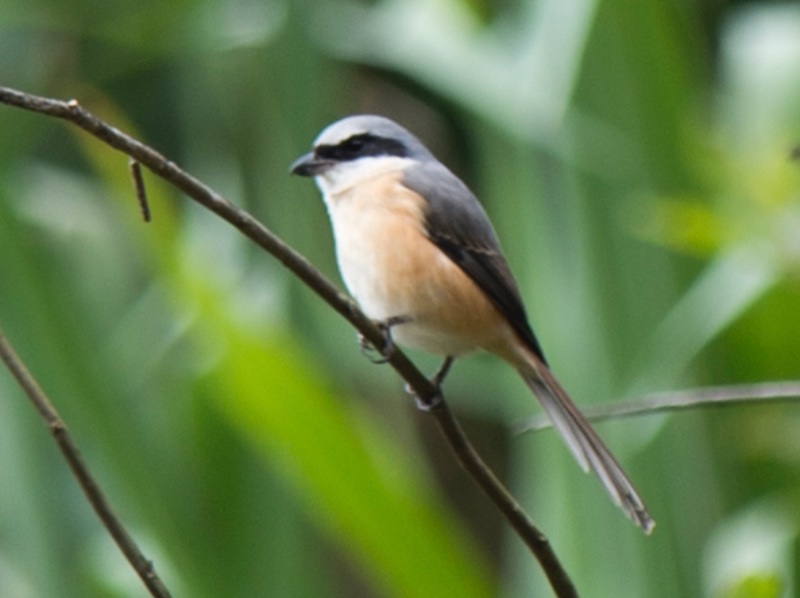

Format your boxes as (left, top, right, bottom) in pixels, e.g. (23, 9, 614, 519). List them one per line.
(358, 315, 410, 364)
(414, 391, 444, 412)
(358, 333, 391, 363)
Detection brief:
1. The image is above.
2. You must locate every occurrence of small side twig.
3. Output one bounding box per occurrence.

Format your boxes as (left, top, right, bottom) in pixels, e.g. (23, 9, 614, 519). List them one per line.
(519, 381, 800, 433)
(0, 86, 578, 597)
(129, 158, 151, 222)
(0, 330, 172, 598)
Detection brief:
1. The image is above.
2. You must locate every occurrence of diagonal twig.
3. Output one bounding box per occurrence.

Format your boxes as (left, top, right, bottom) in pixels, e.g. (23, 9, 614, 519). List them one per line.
(0, 86, 578, 598)
(0, 330, 172, 598)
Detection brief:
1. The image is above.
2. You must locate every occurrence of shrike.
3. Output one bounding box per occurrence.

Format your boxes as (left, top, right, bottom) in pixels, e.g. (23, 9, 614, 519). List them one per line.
(291, 114, 654, 533)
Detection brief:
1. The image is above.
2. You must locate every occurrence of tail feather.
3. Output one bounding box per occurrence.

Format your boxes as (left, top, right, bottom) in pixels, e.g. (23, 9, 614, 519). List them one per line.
(521, 362, 655, 534)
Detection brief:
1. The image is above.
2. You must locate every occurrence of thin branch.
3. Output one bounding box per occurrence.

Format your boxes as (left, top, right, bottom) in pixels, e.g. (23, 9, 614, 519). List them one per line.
(518, 381, 800, 433)
(0, 87, 578, 597)
(129, 158, 151, 222)
(0, 330, 172, 598)
(433, 402, 577, 597)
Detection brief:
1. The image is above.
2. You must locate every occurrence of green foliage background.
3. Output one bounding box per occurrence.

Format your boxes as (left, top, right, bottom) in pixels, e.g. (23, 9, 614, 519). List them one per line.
(1, 0, 799, 596)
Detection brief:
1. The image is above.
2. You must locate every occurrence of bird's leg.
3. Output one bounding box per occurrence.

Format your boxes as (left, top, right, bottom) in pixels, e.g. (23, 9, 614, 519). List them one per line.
(358, 315, 410, 364)
(431, 355, 454, 388)
(413, 356, 454, 411)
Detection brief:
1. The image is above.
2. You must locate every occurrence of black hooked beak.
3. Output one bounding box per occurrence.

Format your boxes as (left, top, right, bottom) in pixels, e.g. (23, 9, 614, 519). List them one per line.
(290, 152, 333, 177)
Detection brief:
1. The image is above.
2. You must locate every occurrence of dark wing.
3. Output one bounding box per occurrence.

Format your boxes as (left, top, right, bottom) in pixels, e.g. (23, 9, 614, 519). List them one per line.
(402, 162, 547, 364)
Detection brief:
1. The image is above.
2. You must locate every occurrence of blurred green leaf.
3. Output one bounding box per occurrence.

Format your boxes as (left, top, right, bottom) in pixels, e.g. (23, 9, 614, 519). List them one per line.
(718, 573, 783, 598)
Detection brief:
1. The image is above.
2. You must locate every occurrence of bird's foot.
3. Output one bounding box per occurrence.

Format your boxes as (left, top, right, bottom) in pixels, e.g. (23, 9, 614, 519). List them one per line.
(408, 356, 454, 411)
(358, 315, 410, 364)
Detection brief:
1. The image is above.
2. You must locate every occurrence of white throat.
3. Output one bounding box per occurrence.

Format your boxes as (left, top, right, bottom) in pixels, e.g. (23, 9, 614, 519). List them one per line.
(314, 156, 414, 198)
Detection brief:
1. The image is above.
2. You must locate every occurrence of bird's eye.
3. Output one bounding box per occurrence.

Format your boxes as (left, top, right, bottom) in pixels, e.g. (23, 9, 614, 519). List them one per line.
(318, 134, 389, 162)
(342, 136, 366, 153)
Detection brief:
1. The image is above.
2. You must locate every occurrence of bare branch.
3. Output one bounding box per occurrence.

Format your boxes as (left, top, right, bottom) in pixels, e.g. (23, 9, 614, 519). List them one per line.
(518, 381, 800, 433)
(0, 330, 172, 598)
(0, 86, 578, 597)
(129, 159, 151, 222)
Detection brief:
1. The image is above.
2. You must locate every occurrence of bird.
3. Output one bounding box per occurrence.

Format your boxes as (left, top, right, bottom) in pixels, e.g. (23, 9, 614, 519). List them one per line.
(290, 114, 654, 533)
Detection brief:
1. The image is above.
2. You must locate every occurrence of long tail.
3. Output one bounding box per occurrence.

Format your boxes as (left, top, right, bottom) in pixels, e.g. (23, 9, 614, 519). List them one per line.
(520, 359, 655, 534)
